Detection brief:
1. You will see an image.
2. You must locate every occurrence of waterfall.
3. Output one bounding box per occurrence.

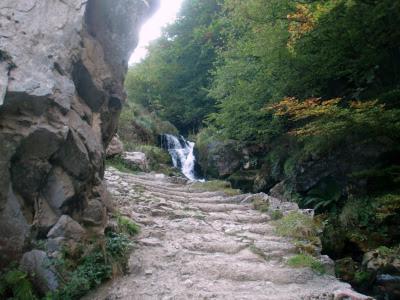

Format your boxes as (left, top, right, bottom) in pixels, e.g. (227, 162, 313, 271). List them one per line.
(161, 134, 203, 181)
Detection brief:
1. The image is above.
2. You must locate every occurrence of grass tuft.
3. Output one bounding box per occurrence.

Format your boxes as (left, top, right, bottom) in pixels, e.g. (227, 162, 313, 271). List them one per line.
(117, 215, 140, 236)
(287, 254, 325, 274)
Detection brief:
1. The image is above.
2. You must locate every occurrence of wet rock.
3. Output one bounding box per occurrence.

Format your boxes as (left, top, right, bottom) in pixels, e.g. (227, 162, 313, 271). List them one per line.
(375, 274, 400, 299)
(106, 135, 124, 158)
(362, 248, 400, 273)
(335, 257, 360, 283)
(47, 215, 85, 241)
(122, 152, 149, 171)
(20, 250, 59, 294)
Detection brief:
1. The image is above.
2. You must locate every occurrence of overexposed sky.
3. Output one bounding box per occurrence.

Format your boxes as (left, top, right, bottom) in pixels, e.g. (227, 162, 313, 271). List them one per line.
(129, 0, 184, 65)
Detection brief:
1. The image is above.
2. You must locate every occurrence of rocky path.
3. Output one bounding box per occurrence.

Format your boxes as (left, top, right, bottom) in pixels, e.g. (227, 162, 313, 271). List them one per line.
(86, 168, 356, 300)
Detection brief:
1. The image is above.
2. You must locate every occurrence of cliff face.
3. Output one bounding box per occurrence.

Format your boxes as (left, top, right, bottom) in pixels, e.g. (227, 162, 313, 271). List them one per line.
(0, 0, 157, 266)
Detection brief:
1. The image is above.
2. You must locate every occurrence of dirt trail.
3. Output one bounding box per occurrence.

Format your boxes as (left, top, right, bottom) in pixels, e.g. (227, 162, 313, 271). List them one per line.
(86, 168, 353, 300)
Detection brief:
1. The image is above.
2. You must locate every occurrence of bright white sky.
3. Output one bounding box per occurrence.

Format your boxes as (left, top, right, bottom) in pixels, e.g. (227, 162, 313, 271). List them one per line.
(129, 0, 184, 65)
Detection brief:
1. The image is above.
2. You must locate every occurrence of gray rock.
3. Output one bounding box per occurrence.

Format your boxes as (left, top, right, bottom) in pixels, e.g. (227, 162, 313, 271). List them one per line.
(82, 199, 106, 226)
(57, 129, 91, 180)
(0, 0, 157, 263)
(0, 62, 8, 106)
(42, 167, 76, 215)
(20, 250, 59, 294)
(106, 134, 124, 158)
(333, 289, 373, 300)
(123, 152, 149, 171)
(0, 188, 30, 268)
(319, 255, 335, 276)
(269, 181, 290, 202)
(35, 197, 59, 235)
(46, 237, 66, 254)
(47, 215, 85, 241)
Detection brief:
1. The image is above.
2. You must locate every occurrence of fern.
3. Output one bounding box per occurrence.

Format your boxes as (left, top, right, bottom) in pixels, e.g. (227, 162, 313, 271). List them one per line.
(0, 268, 37, 300)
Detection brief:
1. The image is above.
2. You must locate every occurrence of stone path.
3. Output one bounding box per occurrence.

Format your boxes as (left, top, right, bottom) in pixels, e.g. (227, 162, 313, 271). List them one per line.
(86, 167, 354, 300)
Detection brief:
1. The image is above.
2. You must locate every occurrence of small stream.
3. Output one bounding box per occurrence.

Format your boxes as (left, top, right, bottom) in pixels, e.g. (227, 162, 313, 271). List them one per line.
(160, 134, 203, 181)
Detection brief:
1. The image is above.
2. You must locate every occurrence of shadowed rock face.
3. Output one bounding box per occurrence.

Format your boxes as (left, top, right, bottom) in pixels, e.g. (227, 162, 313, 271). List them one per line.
(0, 0, 158, 266)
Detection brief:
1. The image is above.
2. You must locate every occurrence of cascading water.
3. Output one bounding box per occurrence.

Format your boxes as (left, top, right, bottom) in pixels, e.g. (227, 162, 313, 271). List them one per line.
(161, 134, 203, 181)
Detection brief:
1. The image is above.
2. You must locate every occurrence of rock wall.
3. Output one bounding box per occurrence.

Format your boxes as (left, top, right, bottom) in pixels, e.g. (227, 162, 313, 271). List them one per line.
(0, 0, 157, 267)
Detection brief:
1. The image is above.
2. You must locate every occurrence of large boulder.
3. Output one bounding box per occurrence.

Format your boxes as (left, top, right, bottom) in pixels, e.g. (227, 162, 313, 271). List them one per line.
(0, 0, 158, 265)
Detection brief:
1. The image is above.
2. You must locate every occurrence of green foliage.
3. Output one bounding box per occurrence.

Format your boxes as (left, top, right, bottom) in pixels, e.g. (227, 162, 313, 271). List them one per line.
(302, 178, 342, 212)
(252, 196, 270, 213)
(49, 232, 132, 300)
(354, 271, 373, 286)
(120, 0, 400, 276)
(132, 145, 171, 169)
(269, 210, 284, 220)
(0, 267, 37, 300)
(106, 156, 138, 173)
(118, 102, 178, 147)
(275, 211, 322, 244)
(124, 0, 223, 133)
(117, 215, 140, 236)
(191, 180, 240, 196)
(287, 254, 325, 274)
